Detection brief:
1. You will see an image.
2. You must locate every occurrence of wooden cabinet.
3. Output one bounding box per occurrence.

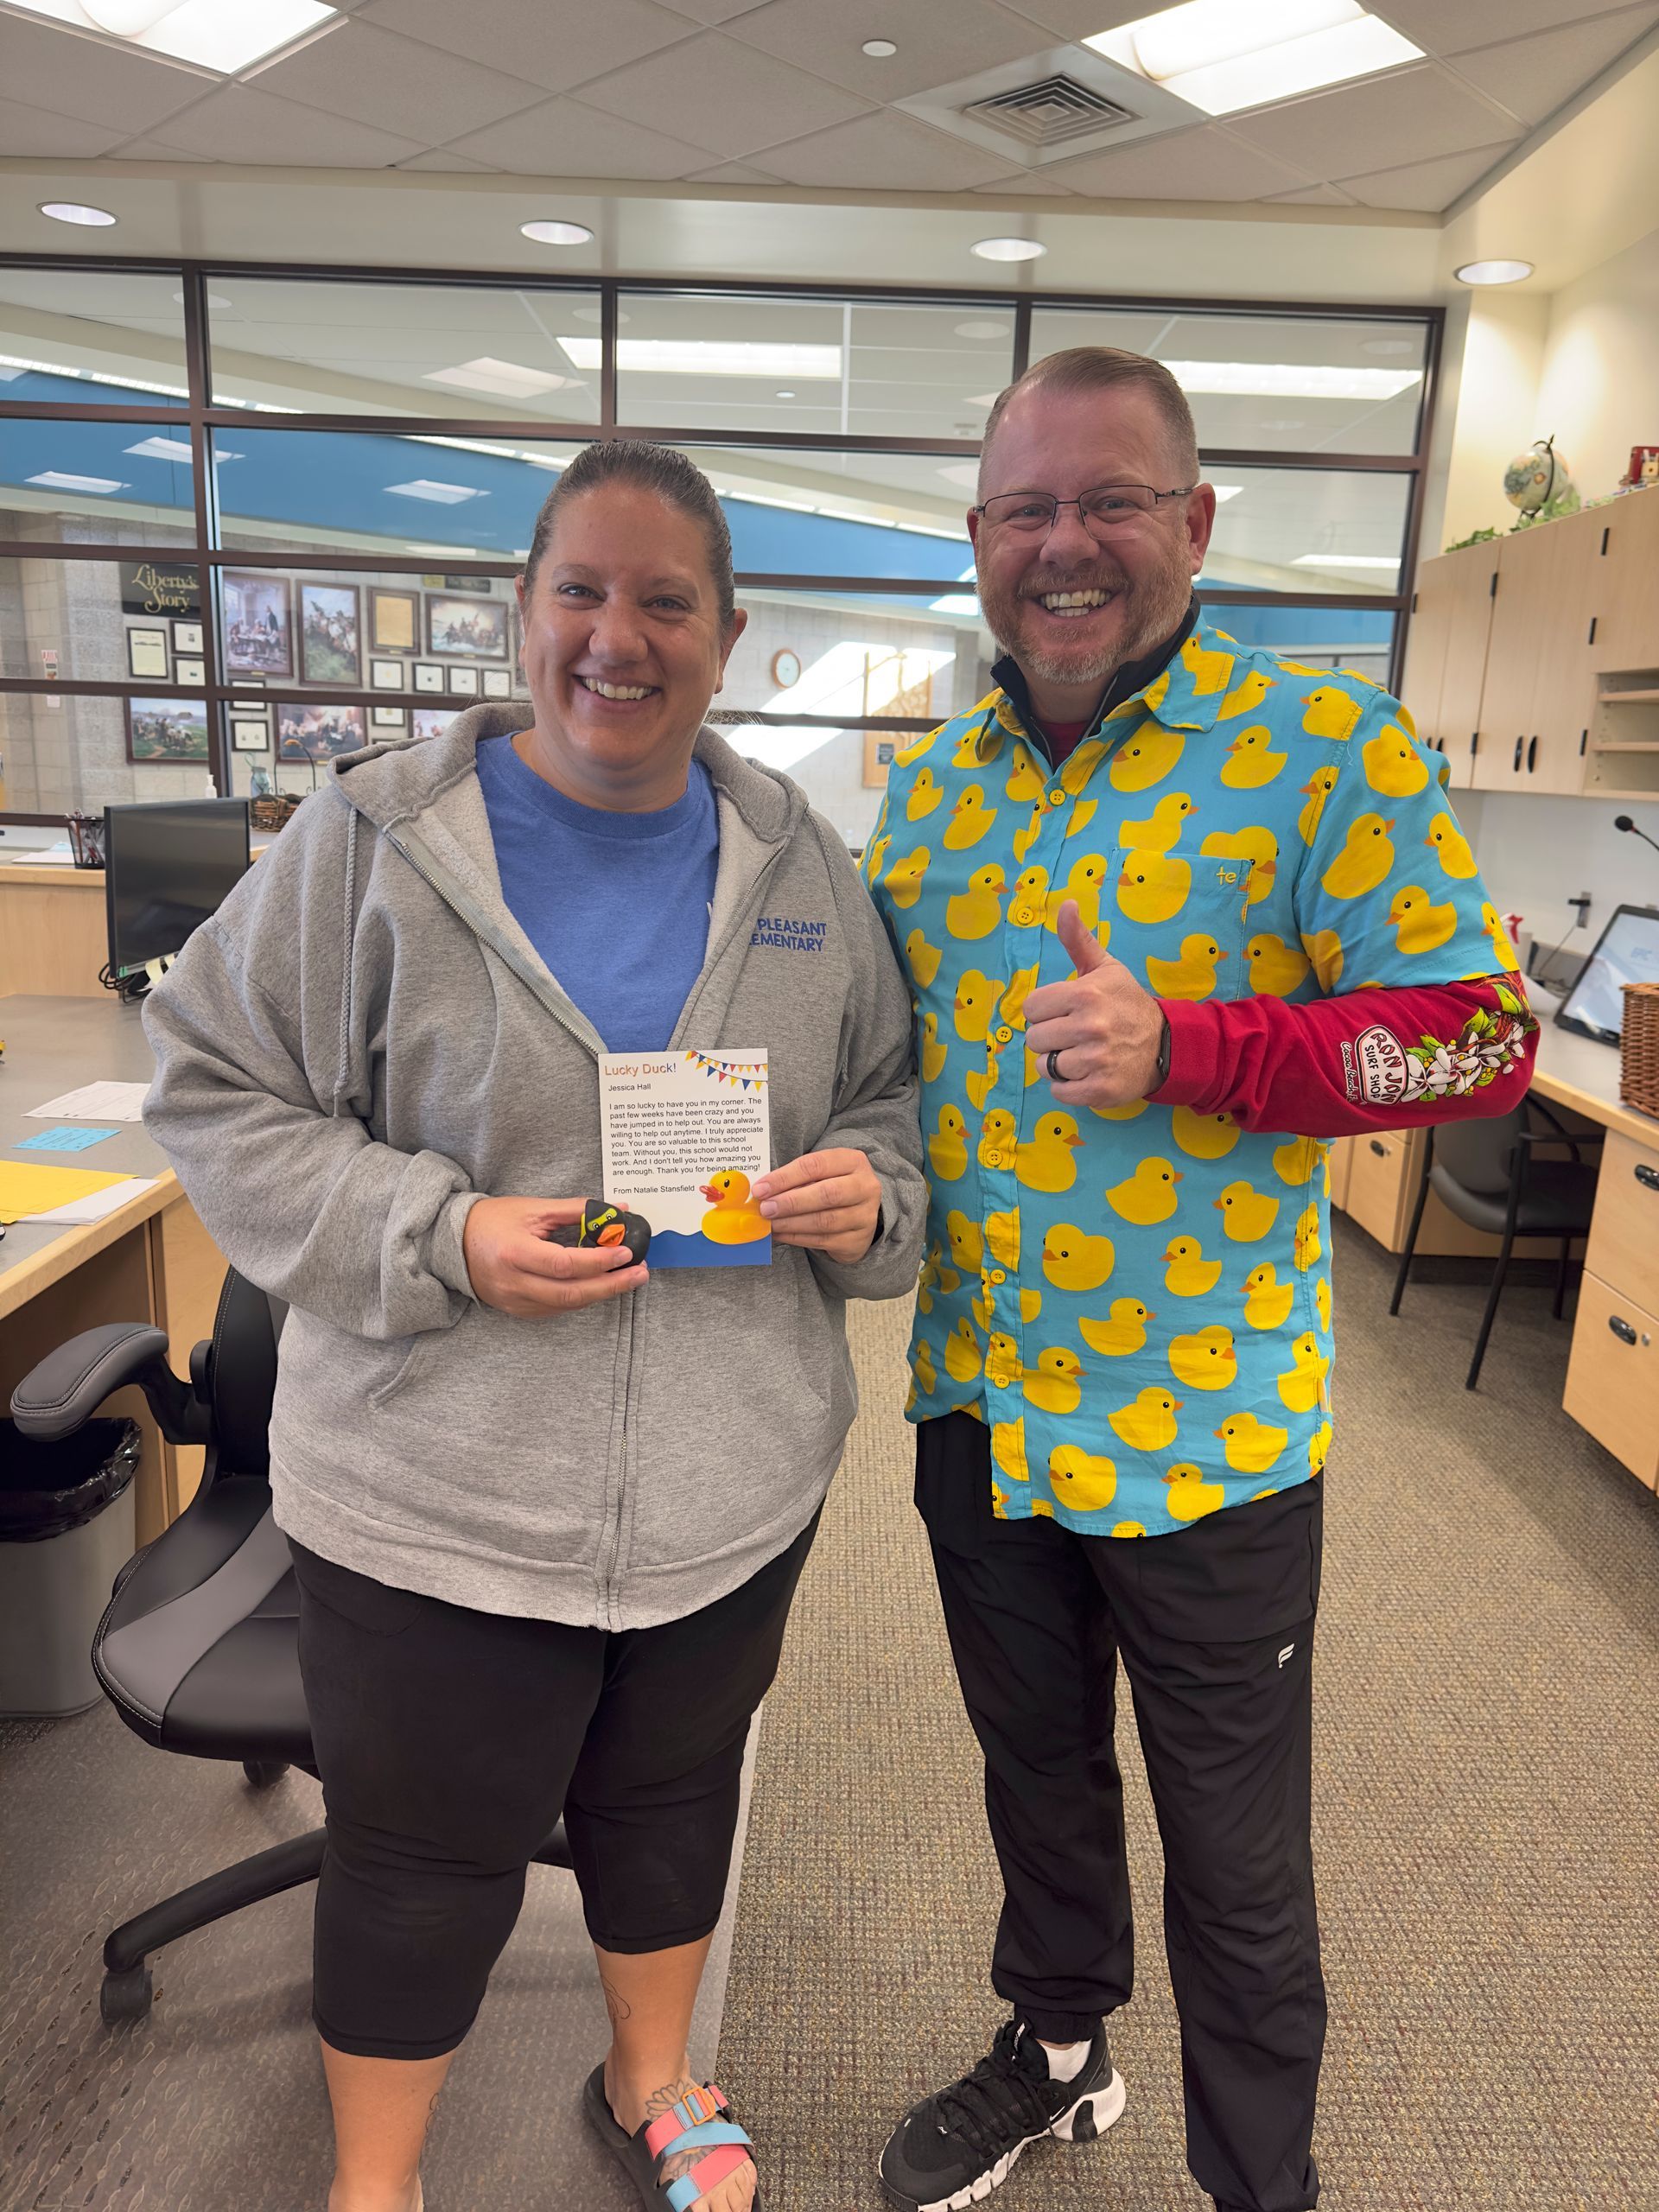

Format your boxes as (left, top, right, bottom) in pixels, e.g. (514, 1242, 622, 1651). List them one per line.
(1402, 537, 1497, 792)
(1590, 483, 1659, 673)
(1562, 1272, 1659, 1491)
(1582, 1129, 1659, 1313)
(1472, 507, 1599, 796)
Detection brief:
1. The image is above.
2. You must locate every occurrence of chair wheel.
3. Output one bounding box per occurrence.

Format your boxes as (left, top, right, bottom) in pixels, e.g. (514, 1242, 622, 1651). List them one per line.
(100, 1965, 154, 2024)
(242, 1759, 288, 1789)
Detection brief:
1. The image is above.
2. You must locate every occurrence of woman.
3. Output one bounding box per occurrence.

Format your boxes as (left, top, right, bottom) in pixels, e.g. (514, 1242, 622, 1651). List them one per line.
(143, 442, 925, 2212)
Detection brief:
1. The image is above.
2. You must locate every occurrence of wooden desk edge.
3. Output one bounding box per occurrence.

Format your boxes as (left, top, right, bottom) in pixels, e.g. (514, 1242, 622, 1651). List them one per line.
(1530, 1066, 1659, 1149)
(0, 1168, 182, 1323)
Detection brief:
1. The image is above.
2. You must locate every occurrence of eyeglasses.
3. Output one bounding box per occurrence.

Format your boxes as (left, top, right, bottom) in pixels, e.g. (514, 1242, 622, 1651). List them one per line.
(974, 484, 1197, 535)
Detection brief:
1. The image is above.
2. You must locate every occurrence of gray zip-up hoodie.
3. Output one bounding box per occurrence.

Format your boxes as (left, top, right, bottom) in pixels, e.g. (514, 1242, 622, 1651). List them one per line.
(142, 707, 925, 1630)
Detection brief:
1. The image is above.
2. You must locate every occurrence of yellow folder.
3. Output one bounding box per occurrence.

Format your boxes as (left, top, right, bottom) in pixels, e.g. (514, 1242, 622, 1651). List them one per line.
(0, 1161, 137, 1224)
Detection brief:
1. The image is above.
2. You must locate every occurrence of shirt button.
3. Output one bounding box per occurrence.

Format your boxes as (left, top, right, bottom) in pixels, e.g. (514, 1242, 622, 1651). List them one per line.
(1049, 789, 1065, 805)
(994, 1025, 1013, 1044)
(990, 1268, 1006, 1283)
(984, 1150, 1003, 1169)
(1011, 904, 1036, 925)
(995, 1375, 1009, 1388)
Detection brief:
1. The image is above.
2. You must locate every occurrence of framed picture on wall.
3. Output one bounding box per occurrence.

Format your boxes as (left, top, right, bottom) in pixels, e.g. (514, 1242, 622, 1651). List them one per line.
(482, 669, 513, 698)
(231, 716, 270, 753)
(372, 706, 408, 730)
(176, 658, 206, 687)
(370, 588, 419, 654)
(370, 658, 404, 690)
(413, 709, 451, 741)
(126, 626, 169, 680)
(126, 696, 210, 764)
(448, 664, 480, 696)
(863, 733, 898, 789)
(172, 620, 205, 654)
(224, 571, 294, 678)
(276, 699, 367, 762)
(299, 582, 362, 685)
(413, 663, 443, 693)
(427, 594, 509, 662)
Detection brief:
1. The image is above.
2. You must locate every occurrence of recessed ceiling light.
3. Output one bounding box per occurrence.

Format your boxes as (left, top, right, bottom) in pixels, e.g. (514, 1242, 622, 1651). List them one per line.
(775, 388, 797, 398)
(15, 0, 339, 72)
(1455, 259, 1534, 286)
(385, 480, 486, 505)
(29, 470, 126, 493)
(559, 335, 841, 378)
(955, 320, 1011, 340)
(970, 238, 1046, 263)
(424, 356, 572, 399)
(1087, 0, 1421, 118)
(124, 436, 243, 462)
(522, 219, 594, 245)
(861, 38, 897, 56)
(39, 202, 116, 227)
(1166, 359, 1421, 400)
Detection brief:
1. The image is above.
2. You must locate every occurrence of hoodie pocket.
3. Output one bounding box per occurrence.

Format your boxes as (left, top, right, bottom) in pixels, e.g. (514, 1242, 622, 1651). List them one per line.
(367, 1323, 452, 1409)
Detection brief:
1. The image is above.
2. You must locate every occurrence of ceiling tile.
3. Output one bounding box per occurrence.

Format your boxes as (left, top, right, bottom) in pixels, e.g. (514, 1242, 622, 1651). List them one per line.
(571, 29, 872, 159)
(251, 21, 543, 141)
(1446, 7, 1659, 125)
(684, 159, 789, 182)
(1229, 61, 1519, 177)
(0, 93, 124, 157)
(722, 0, 1052, 101)
(753, 107, 1027, 188)
(111, 135, 214, 162)
(972, 170, 1077, 192)
(1338, 140, 1516, 210)
(998, 0, 1149, 36)
(143, 85, 427, 167)
(446, 94, 713, 179)
(394, 149, 497, 171)
(1262, 180, 1360, 205)
(654, 0, 773, 19)
(0, 16, 207, 134)
(353, 0, 696, 95)
(1372, 0, 1647, 57)
(1040, 123, 1314, 200)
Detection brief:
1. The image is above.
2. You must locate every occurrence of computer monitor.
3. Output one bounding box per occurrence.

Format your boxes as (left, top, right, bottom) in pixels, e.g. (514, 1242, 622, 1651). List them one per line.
(104, 798, 251, 982)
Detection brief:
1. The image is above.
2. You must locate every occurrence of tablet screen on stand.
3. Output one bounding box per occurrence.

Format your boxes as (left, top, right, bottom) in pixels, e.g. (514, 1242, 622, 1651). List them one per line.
(1554, 903, 1659, 1043)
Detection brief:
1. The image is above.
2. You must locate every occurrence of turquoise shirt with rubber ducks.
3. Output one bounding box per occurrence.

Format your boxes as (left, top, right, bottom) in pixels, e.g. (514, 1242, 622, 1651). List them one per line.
(863, 614, 1519, 1539)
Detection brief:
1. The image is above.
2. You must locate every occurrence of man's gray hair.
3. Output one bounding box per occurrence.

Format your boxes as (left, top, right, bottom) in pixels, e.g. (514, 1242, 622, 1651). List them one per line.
(980, 347, 1201, 492)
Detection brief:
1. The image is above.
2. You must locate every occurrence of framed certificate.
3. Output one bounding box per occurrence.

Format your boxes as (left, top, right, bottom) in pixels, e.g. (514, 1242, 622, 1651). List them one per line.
(370, 588, 418, 654)
(176, 658, 206, 687)
(370, 658, 404, 690)
(448, 664, 480, 695)
(126, 626, 169, 680)
(413, 662, 443, 693)
(172, 620, 205, 653)
(372, 705, 408, 729)
(482, 669, 513, 698)
(232, 716, 270, 753)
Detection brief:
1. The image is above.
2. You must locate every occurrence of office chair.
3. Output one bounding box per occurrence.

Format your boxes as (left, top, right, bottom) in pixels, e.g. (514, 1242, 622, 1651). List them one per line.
(1388, 1099, 1602, 1391)
(9, 1268, 571, 2026)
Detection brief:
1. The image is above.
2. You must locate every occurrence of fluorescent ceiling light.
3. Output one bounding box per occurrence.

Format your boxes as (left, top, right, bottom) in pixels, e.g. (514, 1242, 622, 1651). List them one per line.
(1456, 259, 1534, 286)
(424, 357, 573, 400)
(29, 471, 126, 493)
(1211, 484, 1243, 502)
(124, 435, 242, 461)
(861, 38, 897, 57)
(1087, 1, 1421, 118)
(970, 238, 1046, 263)
(39, 201, 116, 226)
(557, 336, 842, 379)
(1166, 359, 1421, 400)
(955, 320, 1010, 339)
(522, 220, 594, 245)
(1293, 553, 1398, 568)
(385, 480, 486, 505)
(10, 0, 337, 71)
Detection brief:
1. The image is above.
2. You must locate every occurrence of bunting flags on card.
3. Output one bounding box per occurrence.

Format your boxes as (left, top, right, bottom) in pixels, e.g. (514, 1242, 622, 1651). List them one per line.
(683, 1050, 766, 1093)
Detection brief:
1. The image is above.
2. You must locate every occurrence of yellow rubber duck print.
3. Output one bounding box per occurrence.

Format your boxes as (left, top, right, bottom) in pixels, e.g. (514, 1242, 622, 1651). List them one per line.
(1016, 1111, 1084, 1193)
(1093, 1099, 1147, 1122)
(863, 831, 892, 887)
(1217, 666, 1274, 721)
(883, 845, 931, 910)
(1049, 1446, 1118, 1515)
(1181, 632, 1234, 695)
(953, 968, 1006, 1044)
(1117, 849, 1191, 926)
(1111, 1521, 1147, 1538)
(1012, 803, 1046, 864)
(1319, 812, 1394, 900)
(1119, 792, 1196, 852)
(1293, 1203, 1322, 1272)
(945, 1210, 983, 1274)
(1362, 724, 1429, 798)
(1147, 935, 1229, 1001)
(1168, 1325, 1237, 1392)
(985, 1210, 1020, 1268)
(946, 862, 1007, 941)
(978, 1108, 1017, 1171)
(906, 767, 945, 822)
(893, 733, 935, 770)
(1272, 1135, 1322, 1187)
(1423, 810, 1477, 879)
(1164, 1236, 1223, 1297)
(1000, 965, 1038, 1031)
(1162, 1464, 1226, 1521)
(1276, 1331, 1331, 1414)
(1200, 826, 1277, 911)
(1063, 796, 1099, 840)
(1020, 1287, 1042, 1324)
(1214, 1412, 1288, 1475)
(1042, 1222, 1115, 1293)
(992, 1418, 1028, 1483)
(1482, 901, 1522, 972)
(944, 1315, 982, 1385)
(1109, 1386, 1182, 1453)
(1242, 1262, 1295, 1331)
(928, 1105, 969, 1182)
(1298, 765, 1339, 846)
(965, 1044, 1002, 1113)
(1315, 1276, 1332, 1332)
(1023, 1345, 1085, 1416)
(1300, 929, 1344, 990)
(1388, 885, 1457, 956)
(1172, 1105, 1241, 1160)
(1106, 1155, 1183, 1225)
(1220, 725, 1287, 790)
(1109, 724, 1185, 792)
(1004, 751, 1046, 803)
(1079, 1299, 1154, 1357)
(1245, 932, 1312, 997)
(912, 1339, 937, 1395)
(1300, 685, 1364, 743)
(920, 1012, 948, 1083)
(1308, 1421, 1332, 1475)
(1046, 854, 1111, 933)
(1214, 1179, 1279, 1242)
(1010, 861, 1050, 925)
(905, 927, 943, 988)
(986, 1331, 1022, 1389)
(698, 1171, 771, 1244)
(942, 782, 998, 849)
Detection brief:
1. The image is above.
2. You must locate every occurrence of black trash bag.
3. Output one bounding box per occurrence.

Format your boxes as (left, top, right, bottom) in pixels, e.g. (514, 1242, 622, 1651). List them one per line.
(0, 1417, 141, 1542)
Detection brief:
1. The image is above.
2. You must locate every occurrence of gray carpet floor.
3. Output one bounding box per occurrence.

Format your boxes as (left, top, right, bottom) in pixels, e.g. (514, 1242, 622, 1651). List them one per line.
(715, 1219, 1659, 2212)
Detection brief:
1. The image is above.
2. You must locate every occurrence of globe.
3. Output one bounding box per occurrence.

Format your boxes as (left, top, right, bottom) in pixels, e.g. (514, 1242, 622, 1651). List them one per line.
(1503, 439, 1574, 514)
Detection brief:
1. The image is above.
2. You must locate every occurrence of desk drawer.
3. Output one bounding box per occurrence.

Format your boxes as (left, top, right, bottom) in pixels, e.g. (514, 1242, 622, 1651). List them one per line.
(1562, 1271, 1659, 1491)
(1583, 1130, 1659, 1311)
(1342, 1131, 1408, 1249)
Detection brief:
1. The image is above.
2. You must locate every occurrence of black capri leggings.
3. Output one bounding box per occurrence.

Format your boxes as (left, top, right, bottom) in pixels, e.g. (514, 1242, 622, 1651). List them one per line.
(291, 1516, 818, 2063)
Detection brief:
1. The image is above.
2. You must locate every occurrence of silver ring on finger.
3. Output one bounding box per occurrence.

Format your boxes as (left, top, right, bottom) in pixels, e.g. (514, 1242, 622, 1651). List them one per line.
(1046, 1047, 1066, 1083)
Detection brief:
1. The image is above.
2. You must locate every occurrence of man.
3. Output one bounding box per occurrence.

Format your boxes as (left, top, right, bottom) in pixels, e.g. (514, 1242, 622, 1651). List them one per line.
(865, 347, 1535, 2212)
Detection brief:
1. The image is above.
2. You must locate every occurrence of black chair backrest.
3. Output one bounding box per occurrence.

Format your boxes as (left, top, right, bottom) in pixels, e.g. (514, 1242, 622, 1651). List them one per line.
(203, 1269, 285, 1479)
(1432, 1103, 1527, 1197)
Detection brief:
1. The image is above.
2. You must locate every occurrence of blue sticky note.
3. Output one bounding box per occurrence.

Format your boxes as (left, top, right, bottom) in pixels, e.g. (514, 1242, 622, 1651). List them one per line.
(14, 1125, 120, 1154)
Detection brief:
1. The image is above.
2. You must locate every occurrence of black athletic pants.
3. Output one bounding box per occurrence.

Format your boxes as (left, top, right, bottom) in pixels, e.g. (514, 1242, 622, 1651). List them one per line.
(917, 1414, 1325, 2212)
(291, 1516, 817, 2063)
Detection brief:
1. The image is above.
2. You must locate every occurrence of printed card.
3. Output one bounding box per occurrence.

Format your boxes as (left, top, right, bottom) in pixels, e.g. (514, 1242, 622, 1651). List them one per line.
(599, 1049, 771, 1269)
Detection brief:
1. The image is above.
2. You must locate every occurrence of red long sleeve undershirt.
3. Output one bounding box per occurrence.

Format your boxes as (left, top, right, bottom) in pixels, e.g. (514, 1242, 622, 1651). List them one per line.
(1151, 979, 1539, 1137)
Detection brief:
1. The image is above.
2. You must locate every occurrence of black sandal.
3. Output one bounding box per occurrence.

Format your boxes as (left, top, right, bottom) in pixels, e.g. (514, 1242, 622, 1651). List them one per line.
(582, 2067, 763, 2210)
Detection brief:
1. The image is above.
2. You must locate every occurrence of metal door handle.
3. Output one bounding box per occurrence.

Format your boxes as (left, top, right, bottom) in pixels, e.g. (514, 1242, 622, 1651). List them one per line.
(1528, 735, 1538, 772)
(1635, 1163, 1659, 1192)
(1608, 1315, 1637, 1345)
(1513, 737, 1523, 771)
(1369, 1139, 1388, 1158)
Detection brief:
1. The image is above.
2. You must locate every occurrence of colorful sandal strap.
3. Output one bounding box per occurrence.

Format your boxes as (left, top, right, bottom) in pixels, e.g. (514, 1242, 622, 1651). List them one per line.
(644, 2084, 728, 2158)
(664, 2143, 753, 2212)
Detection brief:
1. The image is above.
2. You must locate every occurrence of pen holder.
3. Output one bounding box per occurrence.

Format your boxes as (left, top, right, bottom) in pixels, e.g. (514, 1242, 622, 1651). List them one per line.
(67, 812, 107, 869)
(1619, 982, 1659, 1120)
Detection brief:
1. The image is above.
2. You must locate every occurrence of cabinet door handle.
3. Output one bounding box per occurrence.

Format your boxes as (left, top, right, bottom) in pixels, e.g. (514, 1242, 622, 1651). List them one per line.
(1528, 735, 1538, 772)
(1587, 616, 1598, 645)
(1470, 730, 1479, 756)
(1513, 737, 1523, 772)
(1608, 1314, 1637, 1346)
(1635, 1163, 1659, 1192)
(1369, 1139, 1388, 1158)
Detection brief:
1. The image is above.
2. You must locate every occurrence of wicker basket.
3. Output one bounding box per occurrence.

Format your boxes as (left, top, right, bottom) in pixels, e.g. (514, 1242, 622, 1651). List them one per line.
(1620, 981, 1659, 1120)
(249, 793, 303, 833)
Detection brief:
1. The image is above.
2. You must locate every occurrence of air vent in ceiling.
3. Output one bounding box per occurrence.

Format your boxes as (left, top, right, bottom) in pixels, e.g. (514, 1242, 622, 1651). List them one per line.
(961, 76, 1136, 152)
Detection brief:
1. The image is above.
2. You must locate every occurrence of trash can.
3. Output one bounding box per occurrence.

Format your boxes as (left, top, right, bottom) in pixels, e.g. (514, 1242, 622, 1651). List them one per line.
(0, 1416, 141, 1718)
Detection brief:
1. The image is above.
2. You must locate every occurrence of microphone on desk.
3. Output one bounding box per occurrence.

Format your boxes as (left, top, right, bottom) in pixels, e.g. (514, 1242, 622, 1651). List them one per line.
(1613, 814, 1659, 861)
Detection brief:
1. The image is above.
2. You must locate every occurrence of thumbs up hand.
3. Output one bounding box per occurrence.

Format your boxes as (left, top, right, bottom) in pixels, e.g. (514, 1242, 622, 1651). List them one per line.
(1022, 900, 1168, 1109)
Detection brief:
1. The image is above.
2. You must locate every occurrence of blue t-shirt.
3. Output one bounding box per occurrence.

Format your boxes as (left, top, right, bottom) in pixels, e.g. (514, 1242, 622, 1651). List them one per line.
(475, 734, 719, 1053)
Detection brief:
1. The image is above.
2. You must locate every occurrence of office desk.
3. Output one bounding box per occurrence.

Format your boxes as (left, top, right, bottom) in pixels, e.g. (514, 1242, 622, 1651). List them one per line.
(1, 995, 226, 1541)
(0, 863, 108, 998)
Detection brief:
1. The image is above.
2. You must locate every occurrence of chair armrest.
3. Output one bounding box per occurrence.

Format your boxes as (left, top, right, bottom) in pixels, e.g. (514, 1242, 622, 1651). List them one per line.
(1516, 1127, 1606, 1161)
(10, 1322, 212, 1446)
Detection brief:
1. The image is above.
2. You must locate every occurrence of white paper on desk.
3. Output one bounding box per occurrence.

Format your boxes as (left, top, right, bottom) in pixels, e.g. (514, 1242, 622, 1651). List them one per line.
(21, 1175, 157, 1225)
(27, 1081, 152, 1123)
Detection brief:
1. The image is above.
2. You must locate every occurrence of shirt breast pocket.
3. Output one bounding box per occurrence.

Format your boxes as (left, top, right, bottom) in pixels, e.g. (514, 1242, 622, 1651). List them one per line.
(1114, 847, 1251, 1004)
